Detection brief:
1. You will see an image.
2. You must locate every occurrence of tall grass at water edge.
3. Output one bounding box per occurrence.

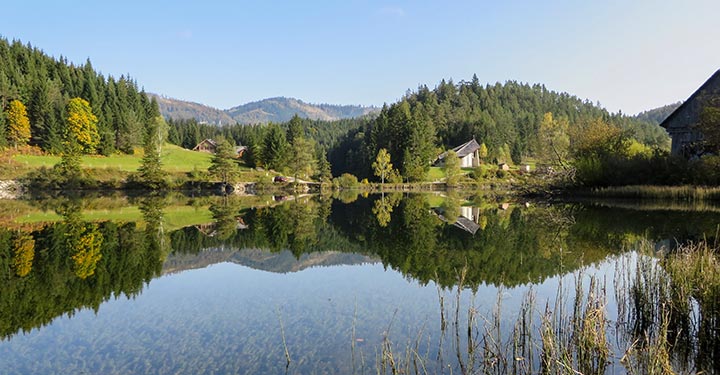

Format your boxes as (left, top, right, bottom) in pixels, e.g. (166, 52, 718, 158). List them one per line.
(366, 239, 720, 375)
(589, 185, 720, 201)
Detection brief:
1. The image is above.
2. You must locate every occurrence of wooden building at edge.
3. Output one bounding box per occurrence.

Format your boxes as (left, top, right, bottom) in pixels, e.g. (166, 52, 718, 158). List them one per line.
(660, 69, 720, 156)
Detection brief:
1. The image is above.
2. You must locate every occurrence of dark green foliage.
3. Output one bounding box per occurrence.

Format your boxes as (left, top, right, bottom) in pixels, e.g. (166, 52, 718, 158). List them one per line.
(314, 146, 332, 181)
(634, 102, 682, 125)
(0, 201, 167, 339)
(0, 37, 157, 153)
(208, 137, 240, 184)
(261, 124, 288, 171)
(330, 78, 670, 180)
(136, 117, 169, 190)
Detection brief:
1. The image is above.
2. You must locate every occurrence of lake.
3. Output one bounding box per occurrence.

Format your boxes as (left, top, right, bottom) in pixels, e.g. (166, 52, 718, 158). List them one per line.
(0, 193, 719, 374)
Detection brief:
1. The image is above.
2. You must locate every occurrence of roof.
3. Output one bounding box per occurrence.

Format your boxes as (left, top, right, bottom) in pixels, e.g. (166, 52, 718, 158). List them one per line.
(660, 69, 720, 130)
(437, 139, 482, 160)
(453, 216, 480, 235)
(193, 139, 218, 149)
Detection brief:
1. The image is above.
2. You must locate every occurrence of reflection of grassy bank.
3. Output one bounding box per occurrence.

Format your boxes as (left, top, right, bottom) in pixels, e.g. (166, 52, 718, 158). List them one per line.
(0, 194, 276, 231)
(16, 205, 214, 231)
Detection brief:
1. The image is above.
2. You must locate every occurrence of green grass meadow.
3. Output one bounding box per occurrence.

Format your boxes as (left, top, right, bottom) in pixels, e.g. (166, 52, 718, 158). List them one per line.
(12, 144, 212, 173)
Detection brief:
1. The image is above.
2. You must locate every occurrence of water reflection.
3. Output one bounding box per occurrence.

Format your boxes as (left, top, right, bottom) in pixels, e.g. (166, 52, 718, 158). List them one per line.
(0, 194, 719, 373)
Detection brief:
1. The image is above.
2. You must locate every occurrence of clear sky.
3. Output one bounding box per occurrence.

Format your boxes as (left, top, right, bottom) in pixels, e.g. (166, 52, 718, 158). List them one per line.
(3, 0, 719, 114)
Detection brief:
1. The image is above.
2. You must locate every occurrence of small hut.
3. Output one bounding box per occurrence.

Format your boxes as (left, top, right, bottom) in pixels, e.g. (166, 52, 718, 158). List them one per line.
(192, 139, 218, 153)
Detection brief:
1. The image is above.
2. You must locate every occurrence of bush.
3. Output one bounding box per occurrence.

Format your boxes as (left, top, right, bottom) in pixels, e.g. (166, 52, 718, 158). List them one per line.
(333, 173, 359, 189)
(496, 169, 507, 178)
(388, 169, 403, 184)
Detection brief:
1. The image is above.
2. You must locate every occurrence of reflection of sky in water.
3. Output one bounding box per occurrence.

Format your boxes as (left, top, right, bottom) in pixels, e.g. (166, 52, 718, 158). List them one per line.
(0, 252, 628, 374)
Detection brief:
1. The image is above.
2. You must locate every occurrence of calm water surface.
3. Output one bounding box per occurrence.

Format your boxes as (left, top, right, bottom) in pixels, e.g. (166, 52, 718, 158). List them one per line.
(0, 194, 718, 374)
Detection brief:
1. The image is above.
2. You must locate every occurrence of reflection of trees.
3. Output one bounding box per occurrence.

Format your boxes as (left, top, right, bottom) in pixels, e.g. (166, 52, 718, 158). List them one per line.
(70, 223, 103, 279)
(210, 197, 240, 241)
(140, 196, 171, 266)
(12, 233, 35, 277)
(58, 200, 104, 279)
(329, 197, 622, 288)
(253, 197, 321, 257)
(372, 192, 401, 227)
(439, 192, 461, 224)
(0, 199, 169, 339)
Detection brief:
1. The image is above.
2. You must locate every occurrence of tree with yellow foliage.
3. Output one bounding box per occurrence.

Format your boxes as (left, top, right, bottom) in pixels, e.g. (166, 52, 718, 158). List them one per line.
(66, 98, 99, 154)
(12, 233, 35, 277)
(538, 112, 570, 166)
(6, 99, 31, 147)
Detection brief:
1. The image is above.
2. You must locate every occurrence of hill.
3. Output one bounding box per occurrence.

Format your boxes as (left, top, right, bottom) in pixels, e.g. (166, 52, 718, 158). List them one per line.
(225, 97, 377, 124)
(152, 95, 378, 124)
(634, 102, 682, 125)
(329, 78, 672, 179)
(148, 94, 235, 125)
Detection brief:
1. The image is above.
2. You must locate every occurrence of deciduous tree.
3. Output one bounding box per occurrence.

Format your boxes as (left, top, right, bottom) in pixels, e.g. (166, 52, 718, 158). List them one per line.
(443, 150, 462, 186)
(372, 148, 393, 184)
(66, 97, 99, 154)
(6, 99, 31, 147)
(288, 137, 316, 182)
(538, 112, 570, 166)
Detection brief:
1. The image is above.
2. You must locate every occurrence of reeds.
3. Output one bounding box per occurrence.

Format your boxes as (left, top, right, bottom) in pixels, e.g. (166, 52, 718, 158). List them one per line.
(590, 185, 720, 201)
(370, 239, 720, 374)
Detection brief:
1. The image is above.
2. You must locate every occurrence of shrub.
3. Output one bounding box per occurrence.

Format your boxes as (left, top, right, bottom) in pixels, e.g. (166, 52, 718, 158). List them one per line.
(333, 173, 359, 189)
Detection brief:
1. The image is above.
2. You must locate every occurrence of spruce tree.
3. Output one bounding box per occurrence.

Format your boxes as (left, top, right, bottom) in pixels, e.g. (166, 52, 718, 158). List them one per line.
(138, 116, 169, 189)
(209, 137, 240, 185)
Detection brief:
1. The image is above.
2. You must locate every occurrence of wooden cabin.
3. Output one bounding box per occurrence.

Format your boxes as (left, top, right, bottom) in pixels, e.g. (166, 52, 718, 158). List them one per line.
(192, 139, 218, 153)
(660, 69, 720, 157)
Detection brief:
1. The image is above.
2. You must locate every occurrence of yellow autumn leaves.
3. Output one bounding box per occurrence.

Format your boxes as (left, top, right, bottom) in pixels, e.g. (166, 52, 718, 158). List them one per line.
(6, 100, 31, 147)
(65, 98, 100, 154)
(3, 97, 99, 153)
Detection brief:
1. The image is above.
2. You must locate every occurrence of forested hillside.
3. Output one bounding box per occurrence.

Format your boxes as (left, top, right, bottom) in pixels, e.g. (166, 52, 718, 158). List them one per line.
(0, 38, 158, 155)
(225, 97, 377, 124)
(149, 93, 235, 125)
(329, 76, 671, 179)
(634, 102, 682, 125)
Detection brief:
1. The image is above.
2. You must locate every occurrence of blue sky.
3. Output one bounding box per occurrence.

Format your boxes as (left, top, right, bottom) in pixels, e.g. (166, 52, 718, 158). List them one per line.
(3, 0, 719, 114)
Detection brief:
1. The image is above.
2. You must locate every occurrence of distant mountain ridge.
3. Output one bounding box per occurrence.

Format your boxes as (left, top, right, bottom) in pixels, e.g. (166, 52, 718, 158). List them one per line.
(150, 94, 378, 125)
(149, 94, 236, 125)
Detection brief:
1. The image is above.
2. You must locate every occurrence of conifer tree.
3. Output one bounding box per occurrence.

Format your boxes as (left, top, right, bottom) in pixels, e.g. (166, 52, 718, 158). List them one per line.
(286, 114, 304, 145)
(262, 124, 288, 171)
(138, 116, 169, 189)
(209, 137, 240, 185)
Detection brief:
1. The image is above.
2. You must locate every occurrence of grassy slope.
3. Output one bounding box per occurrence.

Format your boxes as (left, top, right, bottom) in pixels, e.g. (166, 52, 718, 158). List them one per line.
(12, 144, 212, 173)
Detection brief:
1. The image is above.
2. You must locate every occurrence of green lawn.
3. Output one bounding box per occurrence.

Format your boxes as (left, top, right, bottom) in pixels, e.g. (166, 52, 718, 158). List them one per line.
(427, 167, 445, 181)
(13, 144, 212, 173)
